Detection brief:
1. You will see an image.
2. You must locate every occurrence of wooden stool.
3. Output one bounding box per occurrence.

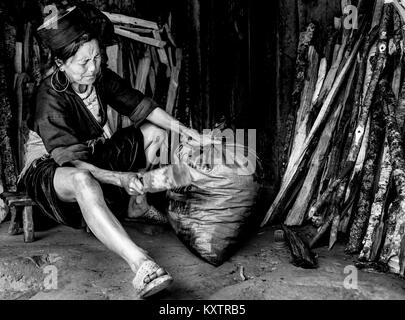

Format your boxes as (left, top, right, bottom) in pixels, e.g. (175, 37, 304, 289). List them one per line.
(0, 192, 35, 242)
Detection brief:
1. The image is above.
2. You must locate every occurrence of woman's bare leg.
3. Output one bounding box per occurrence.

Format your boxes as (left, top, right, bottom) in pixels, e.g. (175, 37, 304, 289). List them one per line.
(127, 123, 168, 219)
(53, 167, 152, 273)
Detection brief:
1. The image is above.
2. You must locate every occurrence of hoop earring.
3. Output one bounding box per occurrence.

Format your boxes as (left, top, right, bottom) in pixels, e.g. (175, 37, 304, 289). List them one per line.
(51, 68, 70, 93)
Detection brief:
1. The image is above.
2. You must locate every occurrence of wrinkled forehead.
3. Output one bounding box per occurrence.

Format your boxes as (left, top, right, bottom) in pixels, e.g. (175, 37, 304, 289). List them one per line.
(72, 39, 100, 60)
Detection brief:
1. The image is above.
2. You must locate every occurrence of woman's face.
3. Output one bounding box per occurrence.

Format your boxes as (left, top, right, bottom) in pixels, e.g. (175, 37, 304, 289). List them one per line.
(61, 39, 101, 86)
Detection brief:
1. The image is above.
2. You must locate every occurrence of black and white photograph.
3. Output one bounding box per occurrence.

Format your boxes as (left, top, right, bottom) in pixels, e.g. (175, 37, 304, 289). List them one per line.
(0, 0, 404, 310)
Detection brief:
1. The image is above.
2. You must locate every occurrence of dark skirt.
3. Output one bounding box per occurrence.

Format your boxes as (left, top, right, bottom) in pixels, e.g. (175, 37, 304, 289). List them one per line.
(20, 126, 147, 229)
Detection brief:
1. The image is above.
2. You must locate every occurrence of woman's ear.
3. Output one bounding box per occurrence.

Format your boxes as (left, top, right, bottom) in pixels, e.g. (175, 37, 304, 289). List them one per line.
(55, 58, 64, 70)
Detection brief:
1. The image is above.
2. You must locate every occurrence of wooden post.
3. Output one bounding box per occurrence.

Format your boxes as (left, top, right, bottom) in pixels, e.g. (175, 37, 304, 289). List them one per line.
(23, 206, 34, 243)
(8, 206, 21, 235)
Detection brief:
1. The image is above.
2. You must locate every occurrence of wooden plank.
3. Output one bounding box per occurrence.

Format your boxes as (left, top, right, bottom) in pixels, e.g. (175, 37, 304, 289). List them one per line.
(106, 44, 121, 134)
(166, 49, 182, 115)
(135, 50, 151, 94)
(116, 25, 153, 34)
(114, 27, 166, 48)
(153, 30, 170, 66)
(101, 11, 158, 30)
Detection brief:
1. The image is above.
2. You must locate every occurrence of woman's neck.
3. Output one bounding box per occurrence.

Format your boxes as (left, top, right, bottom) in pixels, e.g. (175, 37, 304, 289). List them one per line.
(72, 83, 88, 94)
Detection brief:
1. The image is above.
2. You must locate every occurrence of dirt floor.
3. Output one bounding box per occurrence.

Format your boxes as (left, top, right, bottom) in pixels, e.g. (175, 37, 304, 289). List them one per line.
(1, 219, 405, 300)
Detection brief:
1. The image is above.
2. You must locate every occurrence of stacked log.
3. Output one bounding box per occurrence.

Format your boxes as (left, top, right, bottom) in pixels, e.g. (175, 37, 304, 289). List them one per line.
(262, 0, 405, 276)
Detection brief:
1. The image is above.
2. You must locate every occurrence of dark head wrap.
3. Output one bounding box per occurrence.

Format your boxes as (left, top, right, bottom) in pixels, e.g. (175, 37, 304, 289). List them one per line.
(37, 6, 92, 52)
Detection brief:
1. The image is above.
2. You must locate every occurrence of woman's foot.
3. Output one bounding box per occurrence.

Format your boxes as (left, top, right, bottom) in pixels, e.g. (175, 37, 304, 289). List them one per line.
(132, 260, 173, 298)
(127, 195, 169, 225)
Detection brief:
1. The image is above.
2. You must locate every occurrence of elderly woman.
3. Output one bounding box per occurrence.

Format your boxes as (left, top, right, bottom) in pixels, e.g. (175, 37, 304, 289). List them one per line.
(20, 6, 205, 298)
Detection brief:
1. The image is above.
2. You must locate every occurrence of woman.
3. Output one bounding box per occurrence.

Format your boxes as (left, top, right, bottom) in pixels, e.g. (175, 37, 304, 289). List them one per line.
(21, 6, 207, 298)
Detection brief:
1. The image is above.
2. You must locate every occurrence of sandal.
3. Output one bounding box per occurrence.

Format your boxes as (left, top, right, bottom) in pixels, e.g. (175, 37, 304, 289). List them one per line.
(126, 206, 169, 225)
(133, 260, 173, 298)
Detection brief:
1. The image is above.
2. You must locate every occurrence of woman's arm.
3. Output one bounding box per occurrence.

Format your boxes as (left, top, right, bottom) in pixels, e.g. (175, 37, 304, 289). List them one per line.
(71, 160, 144, 195)
(146, 107, 187, 134)
(146, 107, 219, 146)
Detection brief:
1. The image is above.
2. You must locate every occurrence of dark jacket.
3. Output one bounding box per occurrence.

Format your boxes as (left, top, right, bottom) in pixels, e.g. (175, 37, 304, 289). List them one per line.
(30, 67, 159, 154)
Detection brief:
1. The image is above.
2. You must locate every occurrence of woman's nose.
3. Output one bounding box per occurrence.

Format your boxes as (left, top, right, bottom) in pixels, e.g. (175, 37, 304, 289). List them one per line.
(87, 60, 96, 73)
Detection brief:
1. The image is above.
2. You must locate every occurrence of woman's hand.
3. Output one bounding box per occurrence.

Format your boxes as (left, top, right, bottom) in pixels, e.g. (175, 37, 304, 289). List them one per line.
(146, 108, 221, 147)
(180, 127, 221, 147)
(120, 173, 145, 195)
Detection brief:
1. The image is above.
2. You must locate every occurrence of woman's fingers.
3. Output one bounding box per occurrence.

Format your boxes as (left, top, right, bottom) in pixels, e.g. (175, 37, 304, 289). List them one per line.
(128, 176, 144, 195)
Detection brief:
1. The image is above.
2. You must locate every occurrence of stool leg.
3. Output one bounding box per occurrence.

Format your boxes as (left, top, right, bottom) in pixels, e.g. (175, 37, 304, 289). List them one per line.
(23, 206, 34, 243)
(8, 206, 22, 235)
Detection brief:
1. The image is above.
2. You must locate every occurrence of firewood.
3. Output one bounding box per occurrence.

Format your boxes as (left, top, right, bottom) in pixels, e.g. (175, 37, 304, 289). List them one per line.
(261, 35, 364, 227)
(289, 58, 358, 226)
(379, 78, 405, 274)
(391, 10, 402, 98)
(311, 58, 327, 105)
(286, 103, 343, 226)
(331, 44, 341, 67)
(290, 46, 319, 162)
(316, 37, 347, 107)
(396, 65, 405, 130)
(114, 27, 166, 48)
(380, 199, 400, 263)
(316, 11, 388, 225)
(346, 42, 386, 164)
(282, 225, 317, 269)
(328, 178, 350, 249)
(281, 23, 317, 181)
(371, 0, 385, 29)
(101, 11, 159, 30)
(359, 137, 392, 261)
(346, 84, 385, 254)
(341, 29, 378, 164)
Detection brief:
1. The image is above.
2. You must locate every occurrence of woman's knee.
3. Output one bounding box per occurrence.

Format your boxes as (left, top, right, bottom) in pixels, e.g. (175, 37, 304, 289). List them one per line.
(71, 169, 98, 190)
(54, 167, 98, 202)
